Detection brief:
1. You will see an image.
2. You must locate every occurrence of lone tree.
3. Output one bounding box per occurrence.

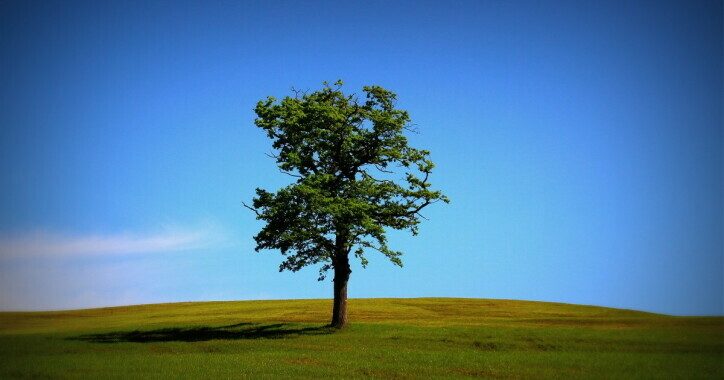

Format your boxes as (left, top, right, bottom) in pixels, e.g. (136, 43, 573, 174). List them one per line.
(244, 80, 448, 328)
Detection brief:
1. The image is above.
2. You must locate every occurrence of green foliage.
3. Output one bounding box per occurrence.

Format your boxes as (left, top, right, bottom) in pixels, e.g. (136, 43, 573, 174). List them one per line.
(247, 80, 448, 279)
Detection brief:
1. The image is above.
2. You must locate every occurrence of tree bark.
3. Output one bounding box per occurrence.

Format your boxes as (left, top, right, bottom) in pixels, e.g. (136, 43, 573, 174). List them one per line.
(330, 253, 351, 328)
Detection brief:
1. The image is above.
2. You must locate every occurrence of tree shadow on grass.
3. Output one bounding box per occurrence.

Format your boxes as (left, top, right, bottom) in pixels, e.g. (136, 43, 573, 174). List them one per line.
(71, 323, 333, 343)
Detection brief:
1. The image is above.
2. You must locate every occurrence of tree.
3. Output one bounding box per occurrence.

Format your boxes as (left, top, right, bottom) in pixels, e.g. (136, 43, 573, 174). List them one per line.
(244, 80, 448, 328)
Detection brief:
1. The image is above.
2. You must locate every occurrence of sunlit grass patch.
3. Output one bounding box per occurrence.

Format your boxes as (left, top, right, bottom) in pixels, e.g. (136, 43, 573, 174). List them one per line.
(0, 298, 721, 379)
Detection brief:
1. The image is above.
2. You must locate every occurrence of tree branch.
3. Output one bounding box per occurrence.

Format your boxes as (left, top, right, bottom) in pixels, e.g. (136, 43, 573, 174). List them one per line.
(290, 86, 308, 99)
(279, 168, 303, 178)
(409, 199, 432, 216)
(415, 212, 430, 221)
(374, 164, 393, 173)
(242, 201, 260, 216)
(403, 123, 419, 134)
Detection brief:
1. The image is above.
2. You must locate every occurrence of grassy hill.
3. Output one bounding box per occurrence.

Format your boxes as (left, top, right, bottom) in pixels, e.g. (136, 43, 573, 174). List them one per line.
(0, 298, 721, 379)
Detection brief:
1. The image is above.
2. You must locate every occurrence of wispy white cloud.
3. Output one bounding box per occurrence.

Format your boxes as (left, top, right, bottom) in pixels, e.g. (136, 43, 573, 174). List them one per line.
(0, 224, 227, 259)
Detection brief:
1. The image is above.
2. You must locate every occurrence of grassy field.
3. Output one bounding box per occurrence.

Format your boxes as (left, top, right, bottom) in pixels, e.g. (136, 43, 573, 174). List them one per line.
(0, 298, 721, 379)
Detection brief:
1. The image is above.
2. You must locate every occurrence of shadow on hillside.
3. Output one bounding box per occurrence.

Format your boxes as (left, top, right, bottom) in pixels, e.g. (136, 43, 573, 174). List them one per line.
(71, 322, 332, 343)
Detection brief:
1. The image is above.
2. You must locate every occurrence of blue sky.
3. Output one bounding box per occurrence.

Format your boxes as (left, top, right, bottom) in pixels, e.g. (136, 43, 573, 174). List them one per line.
(0, 0, 721, 315)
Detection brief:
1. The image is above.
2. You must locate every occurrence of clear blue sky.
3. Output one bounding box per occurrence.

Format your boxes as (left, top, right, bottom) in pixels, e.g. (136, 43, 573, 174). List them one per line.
(0, 0, 721, 315)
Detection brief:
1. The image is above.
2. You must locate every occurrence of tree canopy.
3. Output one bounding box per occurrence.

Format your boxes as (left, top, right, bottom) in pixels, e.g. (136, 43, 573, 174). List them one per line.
(245, 80, 447, 327)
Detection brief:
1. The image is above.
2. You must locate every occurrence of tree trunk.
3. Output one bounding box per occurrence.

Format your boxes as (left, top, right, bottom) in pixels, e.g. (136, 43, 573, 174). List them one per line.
(330, 255, 351, 328)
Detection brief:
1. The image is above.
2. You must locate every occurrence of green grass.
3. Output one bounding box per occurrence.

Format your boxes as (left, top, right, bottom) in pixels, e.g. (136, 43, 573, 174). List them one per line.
(0, 298, 721, 379)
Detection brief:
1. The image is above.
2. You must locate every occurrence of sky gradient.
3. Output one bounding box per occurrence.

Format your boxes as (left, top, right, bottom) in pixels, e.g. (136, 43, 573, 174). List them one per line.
(0, 0, 721, 315)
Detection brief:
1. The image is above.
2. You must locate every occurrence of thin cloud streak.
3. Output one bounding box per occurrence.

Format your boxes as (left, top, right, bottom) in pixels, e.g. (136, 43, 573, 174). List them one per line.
(0, 226, 226, 259)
